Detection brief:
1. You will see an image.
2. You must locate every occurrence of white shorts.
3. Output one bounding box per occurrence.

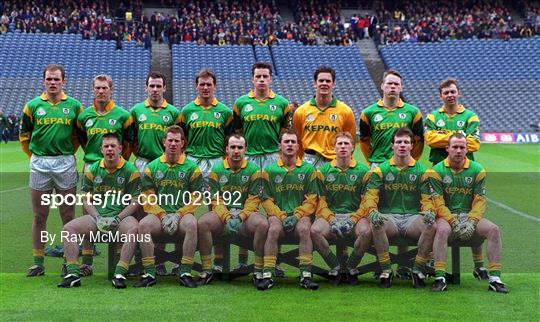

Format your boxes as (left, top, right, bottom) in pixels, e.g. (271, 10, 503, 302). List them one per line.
(247, 152, 279, 170)
(303, 152, 330, 169)
(186, 155, 223, 180)
(383, 213, 420, 236)
(29, 155, 78, 191)
(134, 157, 150, 177)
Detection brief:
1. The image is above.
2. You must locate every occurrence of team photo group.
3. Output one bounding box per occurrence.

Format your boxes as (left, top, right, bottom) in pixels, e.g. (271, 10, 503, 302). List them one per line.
(19, 61, 507, 293)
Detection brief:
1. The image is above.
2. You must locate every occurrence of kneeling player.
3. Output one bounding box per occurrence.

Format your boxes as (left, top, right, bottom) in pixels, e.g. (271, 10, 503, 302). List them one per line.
(197, 134, 268, 286)
(58, 133, 141, 288)
(311, 132, 371, 285)
(136, 125, 203, 288)
(364, 127, 437, 288)
(259, 130, 321, 290)
(431, 133, 507, 293)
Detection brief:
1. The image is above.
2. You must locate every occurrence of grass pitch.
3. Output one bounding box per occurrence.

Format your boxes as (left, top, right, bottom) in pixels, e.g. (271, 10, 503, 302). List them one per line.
(1, 142, 539, 321)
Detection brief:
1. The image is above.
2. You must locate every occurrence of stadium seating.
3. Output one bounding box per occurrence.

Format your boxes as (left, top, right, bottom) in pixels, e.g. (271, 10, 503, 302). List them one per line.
(171, 41, 381, 125)
(379, 37, 540, 131)
(0, 33, 151, 114)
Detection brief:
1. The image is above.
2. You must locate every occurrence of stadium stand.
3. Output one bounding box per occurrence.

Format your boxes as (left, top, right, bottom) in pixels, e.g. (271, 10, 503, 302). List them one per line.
(379, 37, 540, 131)
(0, 32, 150, 114)
(171, 40, 380, 125)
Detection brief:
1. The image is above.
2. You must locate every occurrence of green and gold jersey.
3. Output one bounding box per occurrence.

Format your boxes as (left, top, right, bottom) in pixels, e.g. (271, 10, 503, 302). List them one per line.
(77, 101, 133, 163)
(317, 159, 371, 222)
(363, 157, 433, 215)
(20, 92, 83, 156)
(141, 154, 203, 217)
(261, 157, 322, 220)
(130, 99, 181, 160)
(430, 158, 486, 223)
(81, 158, 140, 217)
(208, 159, 261, 222)
(233, 90, 290, 155)
(180, 97, 233, 158)
(293, 97, 357, 160)
(425, 105, 481, 165)
(359, 99, 424, 164)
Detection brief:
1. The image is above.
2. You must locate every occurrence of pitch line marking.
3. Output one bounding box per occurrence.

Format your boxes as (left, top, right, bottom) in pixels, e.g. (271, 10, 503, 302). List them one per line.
(487, 198, 540, 223)
(0, 186, 27, 193)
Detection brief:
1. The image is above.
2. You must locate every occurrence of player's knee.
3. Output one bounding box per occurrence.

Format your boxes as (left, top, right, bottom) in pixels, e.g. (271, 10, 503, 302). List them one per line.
(487, 224, 500, 240)
(310, 224, 323, 239)
(183, 217, 198, 233)
(255, 217, 269, 233)
(267, 224, 281, 241)
(197, 216, 211, 232)
(296, 223, 310, 239)
(436, 223, 451, 237)
(358, 225, 371, 240)
(138, 220, 153, 234)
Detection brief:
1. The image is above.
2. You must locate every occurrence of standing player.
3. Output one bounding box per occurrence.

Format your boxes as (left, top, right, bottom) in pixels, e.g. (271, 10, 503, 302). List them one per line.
(136, 126, 202, 288)
(425, 78, 480, 165)
(311, 132, 371, 285)
(180, 69, 233, 181)
(259, 130, 321, 290)
(131, 71, 181, 275)
(363, 127, 437, 288)
(130, 71, 181, 175)
(19, 64, 83, 277)
(359, 70, 424, 166)
(425, 79, 485, 279)
(197, 134, 268, 287)
(233, 62, 291, 169)
(430, 133, 507, 293)
(57, 133, 141, 288)
(293, 66, 356, 168)
(233, 62, 290, 273)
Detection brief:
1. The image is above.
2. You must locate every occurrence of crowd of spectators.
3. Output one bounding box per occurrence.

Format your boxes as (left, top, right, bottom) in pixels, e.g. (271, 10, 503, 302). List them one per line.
(0, 0, 538, 48)
(374, 0, 539, 45)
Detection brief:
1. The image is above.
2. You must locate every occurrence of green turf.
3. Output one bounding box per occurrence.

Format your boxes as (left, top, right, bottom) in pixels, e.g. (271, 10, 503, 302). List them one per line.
(1, 141, 539, 320)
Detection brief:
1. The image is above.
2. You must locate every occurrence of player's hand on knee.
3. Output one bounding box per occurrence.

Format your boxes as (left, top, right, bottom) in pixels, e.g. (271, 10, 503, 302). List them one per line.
(368, 210, 385, 228)
(225, 218, 242, 236)
(96, 216, 109, 233)
(342, 218, 354, 234)
(330, 218, 343, 238)
(421, 210, 436, 226)
(107, 215, 121, 231)
(162, 213, 179, 235)
(283, 215, 298, 232)
(458, 220, 476, 240)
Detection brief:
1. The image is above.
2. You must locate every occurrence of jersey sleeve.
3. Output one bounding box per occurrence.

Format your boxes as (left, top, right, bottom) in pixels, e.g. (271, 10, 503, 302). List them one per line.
(176, 167, 203, 217)
(352, 170, 372, 222)
(419, 169, 435, 213)
(358, 111, 372, 162)
(344, 107, 357, 141)
(208, 170, 230, 223)
(239, 169, 262, 221)
(232, 102, 242, 134)
(19, 104, 33, 157)
(140, 166, 167, 218)
(261, 169, 286, 220)
(466, 114, 481, 153)
(361, 166, 382, 215)
(280, 101, 291, 130)
(411, 110, 424, 160)
(293, 167, 322, 219)
(429, 169, 454, 223)
(468, 168, 486, 222)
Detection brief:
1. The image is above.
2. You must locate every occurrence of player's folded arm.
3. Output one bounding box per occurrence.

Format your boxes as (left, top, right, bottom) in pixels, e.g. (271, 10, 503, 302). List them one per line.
(427, 170, 454, 223)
